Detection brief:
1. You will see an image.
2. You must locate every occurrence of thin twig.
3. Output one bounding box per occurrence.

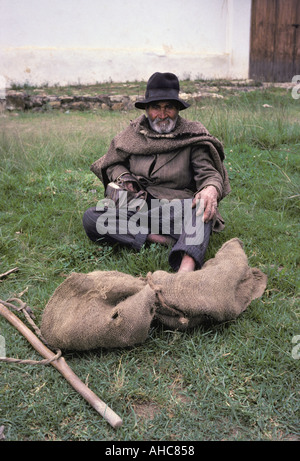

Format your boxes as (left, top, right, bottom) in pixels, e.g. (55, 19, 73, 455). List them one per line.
(0, 267, 19, 280)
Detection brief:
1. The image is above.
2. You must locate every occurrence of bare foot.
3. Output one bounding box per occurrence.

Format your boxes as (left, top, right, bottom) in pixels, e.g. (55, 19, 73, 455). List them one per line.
(147, 234, 176, 246)
(178, 254, 196, 272)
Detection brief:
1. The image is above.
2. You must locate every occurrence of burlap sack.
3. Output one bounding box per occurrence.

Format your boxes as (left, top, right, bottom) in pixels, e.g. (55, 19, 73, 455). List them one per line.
(150, 238, 268, 330)
(41, 238, 267, 350)
(41, 271, 156, 351)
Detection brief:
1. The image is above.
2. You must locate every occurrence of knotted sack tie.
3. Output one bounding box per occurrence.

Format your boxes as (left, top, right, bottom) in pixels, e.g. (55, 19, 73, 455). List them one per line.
(146, 272, 189, 327)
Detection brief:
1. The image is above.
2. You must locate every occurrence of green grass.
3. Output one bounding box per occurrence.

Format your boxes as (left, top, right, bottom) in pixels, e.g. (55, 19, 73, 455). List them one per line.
(0, 86, 299, 441)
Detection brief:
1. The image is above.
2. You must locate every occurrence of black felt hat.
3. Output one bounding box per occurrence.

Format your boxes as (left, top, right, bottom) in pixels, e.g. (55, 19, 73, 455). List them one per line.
(135, 72, 190, 110)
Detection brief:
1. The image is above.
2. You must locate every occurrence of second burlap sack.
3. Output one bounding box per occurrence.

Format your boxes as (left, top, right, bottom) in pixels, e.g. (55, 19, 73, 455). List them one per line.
(150, 238, 268, 330)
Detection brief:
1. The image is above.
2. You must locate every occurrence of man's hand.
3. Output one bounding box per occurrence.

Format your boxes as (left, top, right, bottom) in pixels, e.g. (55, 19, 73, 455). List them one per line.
(192, 185, 218, 223)
(117, 173, 140, 193)
(123, 181, 139, 193)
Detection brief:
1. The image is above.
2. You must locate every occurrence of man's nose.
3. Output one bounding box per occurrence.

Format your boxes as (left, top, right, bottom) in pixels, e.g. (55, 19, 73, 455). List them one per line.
(158, 108, 168, 119)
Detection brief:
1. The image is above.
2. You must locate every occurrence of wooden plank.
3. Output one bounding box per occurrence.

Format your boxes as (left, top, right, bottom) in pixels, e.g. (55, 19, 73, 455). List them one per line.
(273, 0, 300, 81)
(250, 0, 277, 81)
(292, 0, 300, 76)
(250, 0, 300, 81)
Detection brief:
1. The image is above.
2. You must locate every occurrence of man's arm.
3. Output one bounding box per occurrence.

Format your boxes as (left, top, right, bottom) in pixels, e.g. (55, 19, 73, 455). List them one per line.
(106, 165, 140, 192)
(191, 146, 224, 222)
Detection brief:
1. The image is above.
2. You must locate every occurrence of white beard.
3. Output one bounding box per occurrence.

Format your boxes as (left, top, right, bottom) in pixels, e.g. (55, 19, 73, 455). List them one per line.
(148, 116, 178, 134)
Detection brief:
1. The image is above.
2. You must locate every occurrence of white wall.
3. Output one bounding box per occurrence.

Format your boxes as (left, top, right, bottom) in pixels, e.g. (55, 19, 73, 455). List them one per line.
(0, 0, 252, 87)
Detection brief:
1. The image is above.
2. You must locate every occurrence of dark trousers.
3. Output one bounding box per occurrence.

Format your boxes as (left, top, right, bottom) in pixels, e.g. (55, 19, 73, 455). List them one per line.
(82, 197, 212, 271)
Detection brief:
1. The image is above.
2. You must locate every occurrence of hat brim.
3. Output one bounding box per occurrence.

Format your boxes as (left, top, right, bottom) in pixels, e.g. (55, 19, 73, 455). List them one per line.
(135, 97, 190, 111)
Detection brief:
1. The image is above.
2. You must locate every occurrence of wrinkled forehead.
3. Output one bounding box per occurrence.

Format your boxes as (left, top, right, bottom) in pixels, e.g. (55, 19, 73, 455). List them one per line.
(146, 100, 179, 109)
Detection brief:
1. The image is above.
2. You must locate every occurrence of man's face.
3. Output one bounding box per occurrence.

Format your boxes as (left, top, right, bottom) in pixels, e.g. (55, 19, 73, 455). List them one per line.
(146, 101, 179, 133)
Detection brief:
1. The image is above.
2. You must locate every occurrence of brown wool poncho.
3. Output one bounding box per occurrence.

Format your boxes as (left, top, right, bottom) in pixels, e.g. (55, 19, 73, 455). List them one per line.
(90, 114, 231, 232)
(91, 114, 231, 197)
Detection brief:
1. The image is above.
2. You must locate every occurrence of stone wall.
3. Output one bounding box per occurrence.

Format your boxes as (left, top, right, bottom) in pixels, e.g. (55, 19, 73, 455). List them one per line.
(0, 83, 294, 114)
(2, 89, 225, 113)
(3, 90, 140, 112)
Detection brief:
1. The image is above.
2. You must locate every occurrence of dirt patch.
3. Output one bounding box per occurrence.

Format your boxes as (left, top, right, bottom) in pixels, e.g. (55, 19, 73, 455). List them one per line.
(132, 402, 161, 420)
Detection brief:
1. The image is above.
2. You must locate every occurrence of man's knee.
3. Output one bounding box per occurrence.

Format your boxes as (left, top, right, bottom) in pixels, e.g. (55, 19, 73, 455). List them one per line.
(82, 207, 100, 241)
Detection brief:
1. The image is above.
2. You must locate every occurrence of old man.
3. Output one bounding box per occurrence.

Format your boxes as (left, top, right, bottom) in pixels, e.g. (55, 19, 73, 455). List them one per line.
(82, 72, 230, 272)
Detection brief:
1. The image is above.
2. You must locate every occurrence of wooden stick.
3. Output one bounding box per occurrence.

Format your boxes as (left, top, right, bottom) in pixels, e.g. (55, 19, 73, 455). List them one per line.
(0, 267, 19, 280)
(0, 303, 123, 429)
